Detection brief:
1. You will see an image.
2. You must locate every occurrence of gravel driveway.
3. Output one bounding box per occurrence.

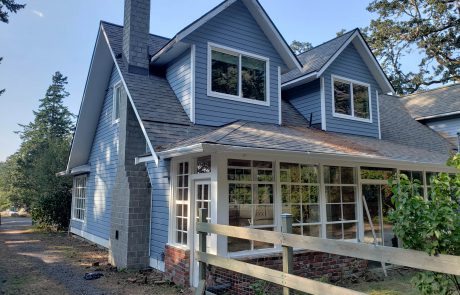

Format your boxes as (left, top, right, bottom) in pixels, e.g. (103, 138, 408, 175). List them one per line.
(0, 217, 182, 295)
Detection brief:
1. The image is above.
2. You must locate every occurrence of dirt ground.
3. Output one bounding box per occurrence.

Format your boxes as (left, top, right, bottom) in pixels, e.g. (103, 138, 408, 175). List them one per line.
(0, 217, 186, 295)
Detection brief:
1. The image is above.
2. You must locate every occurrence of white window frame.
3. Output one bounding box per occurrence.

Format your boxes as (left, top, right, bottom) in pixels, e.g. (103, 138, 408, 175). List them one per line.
(112, 81, 123, 124)
(171, 161, 191, 248)
(207, 42, 270, 106)
(72, 175, 87, 222)
(331, 74, 372, 123)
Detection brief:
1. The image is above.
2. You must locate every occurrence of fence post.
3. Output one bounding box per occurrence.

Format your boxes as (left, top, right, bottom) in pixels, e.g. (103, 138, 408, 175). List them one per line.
(198, 208, 208, 283)
(281, 213, 293, 295)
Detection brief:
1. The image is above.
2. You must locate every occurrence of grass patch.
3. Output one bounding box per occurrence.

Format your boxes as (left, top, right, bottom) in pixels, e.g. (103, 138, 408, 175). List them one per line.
(351, 272, 419, 295)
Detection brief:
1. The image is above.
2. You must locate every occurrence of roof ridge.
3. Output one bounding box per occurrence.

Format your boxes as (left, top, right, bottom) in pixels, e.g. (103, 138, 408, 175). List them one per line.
(401, 83, 460, 99)
(100, 20, 171, 41)
(296, 28, 358, 58)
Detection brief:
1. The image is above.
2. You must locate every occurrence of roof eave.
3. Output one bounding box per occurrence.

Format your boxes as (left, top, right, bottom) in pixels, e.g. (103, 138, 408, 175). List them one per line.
(157, 143, 456, 172)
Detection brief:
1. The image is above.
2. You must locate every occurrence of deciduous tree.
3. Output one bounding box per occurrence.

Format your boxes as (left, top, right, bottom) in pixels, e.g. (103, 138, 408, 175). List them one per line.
(365, 0, 460, 94)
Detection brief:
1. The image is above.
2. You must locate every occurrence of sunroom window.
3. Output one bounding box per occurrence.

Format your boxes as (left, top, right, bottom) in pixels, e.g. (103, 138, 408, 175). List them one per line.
(227, 159, 274, 252)
(280, 163, 321, 237)
(324, 166, 358, 240)
(333, 77, 370, 120)
(210, 45, 268, 103)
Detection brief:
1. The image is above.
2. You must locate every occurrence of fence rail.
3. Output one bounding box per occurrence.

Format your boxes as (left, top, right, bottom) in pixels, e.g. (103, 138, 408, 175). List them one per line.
(195, 209, 460, 295)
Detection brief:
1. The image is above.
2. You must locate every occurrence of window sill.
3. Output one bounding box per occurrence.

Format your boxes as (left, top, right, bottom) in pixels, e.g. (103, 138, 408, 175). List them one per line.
(166, 243, 190, 252)
(207, 90, 270, 107)
(71, 218, 84, 223)
(332, 112, 372, 123)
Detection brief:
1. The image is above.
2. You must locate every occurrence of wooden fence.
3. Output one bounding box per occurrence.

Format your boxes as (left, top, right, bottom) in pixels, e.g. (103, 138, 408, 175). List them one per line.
(195, 209, 460, 295)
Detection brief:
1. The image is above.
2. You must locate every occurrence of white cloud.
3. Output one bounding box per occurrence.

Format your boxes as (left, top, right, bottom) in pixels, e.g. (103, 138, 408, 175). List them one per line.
(32, 10, 44, 18)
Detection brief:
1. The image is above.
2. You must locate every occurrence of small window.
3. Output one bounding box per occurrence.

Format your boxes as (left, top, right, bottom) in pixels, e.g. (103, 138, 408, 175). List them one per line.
(175, 162, 189, 246)
(333, 76, 371, 121)
(209, 44, 268, 104)
(196, 156, 211, 174)
(113, 83, 124, 122)
(72, 175, 87, 221)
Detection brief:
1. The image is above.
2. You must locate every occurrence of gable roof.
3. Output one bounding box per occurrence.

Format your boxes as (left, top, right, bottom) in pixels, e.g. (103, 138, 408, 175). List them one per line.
(282, 30, 394, 94)
(400, 84, 460, 120)
(150, 0, 301, 72)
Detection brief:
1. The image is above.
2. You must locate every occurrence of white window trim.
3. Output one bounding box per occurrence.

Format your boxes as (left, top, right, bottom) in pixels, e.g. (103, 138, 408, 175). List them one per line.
(331, 74, 373, 123)
(207, 42, 270, 107)
(112, 81, 122, 124)
(71, 175, 87, 222)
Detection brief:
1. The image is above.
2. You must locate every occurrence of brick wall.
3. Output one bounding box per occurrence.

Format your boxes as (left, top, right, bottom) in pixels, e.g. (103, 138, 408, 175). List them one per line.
(164, 245, 190, 287)
(206, 251, 368, 295)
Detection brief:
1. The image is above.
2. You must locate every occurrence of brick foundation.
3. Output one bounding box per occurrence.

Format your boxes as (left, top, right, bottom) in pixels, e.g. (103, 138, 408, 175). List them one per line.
(164, 245, 190, 287)
(207, 251, 368, 295)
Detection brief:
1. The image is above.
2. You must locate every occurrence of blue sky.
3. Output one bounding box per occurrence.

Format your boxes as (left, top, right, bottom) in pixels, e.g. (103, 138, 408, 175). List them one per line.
(0, 0, 379, 161)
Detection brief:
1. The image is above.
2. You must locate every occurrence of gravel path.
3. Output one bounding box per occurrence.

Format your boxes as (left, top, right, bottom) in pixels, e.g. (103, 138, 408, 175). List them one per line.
(0, 218, 181, 295)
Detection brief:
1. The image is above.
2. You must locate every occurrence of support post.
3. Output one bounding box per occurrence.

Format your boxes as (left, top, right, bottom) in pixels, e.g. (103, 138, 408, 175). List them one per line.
(198, 208, 208, 285)
(281, 213, 293, 295)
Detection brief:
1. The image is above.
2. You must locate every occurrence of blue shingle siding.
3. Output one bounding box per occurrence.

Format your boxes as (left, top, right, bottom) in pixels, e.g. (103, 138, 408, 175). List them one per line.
(321, 43, 381, 138)
(284, 79, 322, 125)
(70, 219, 83, 231)
(75, 65, 120, 241)
(184, 1, 286, 126)
(146, 159, 170, 263)
(166, 50, 192, 120)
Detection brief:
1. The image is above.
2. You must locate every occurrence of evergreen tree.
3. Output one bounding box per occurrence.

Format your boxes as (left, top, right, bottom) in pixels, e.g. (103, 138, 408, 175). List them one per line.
(2, 72, 75, 229)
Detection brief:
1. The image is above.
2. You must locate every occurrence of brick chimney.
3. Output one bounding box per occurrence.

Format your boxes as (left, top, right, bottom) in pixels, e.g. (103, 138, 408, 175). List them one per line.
(123, 0, 151, 74)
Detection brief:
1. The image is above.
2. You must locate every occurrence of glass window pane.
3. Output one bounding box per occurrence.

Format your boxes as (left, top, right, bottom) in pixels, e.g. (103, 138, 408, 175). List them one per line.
(291, 205, 302, 224)
(341, 167, 355, 184)
(342, 204, 356, 221)
(353, 84, 370, 119)
(303, 205, 320, 223)
(197, 156, 211, 174)
(301, 165, 318, 183)
(342, 186, 355, 203)
(229, 184, 252, 204)
(253, 205, 273, 226)
(256, 184, 273, 204)
(326, 204, 342, 222)
(228, 237, 251, 252)
(291, 185, 301, 203)
(281, 185, 290, 203)
(326, 186, 341, 203)
(292, 226, 302, 235)
(326, 224, 343, 239)
(324, 166, 340, 184)
(303, 225, 321, 237)
(334, 80, 351, 115)
(309, 186, 319, 203)
(212, 50, 239, 96)
(242, 56, 266, 101)
(343, 223, 357, 240)
(229, 205, 251, 227)
(228, 159, 251, 167)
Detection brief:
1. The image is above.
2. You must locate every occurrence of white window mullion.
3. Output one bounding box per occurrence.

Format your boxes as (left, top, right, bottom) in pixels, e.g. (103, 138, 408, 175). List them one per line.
(238, 54, 242, 99)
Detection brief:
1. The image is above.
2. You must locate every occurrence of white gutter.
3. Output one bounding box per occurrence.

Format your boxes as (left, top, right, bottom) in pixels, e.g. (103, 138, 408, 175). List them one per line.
(281, 72, 318, 89)
(415, 110, 460, 121)
(156, 143, 204, 159)
(135, 155, 156, 165)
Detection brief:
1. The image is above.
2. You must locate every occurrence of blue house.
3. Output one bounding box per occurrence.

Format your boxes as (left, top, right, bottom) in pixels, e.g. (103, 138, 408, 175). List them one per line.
(64, 0, 456, 289)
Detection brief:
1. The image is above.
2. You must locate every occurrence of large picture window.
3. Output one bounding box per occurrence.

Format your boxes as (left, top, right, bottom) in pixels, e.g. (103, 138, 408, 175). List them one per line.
(175, 162, 189, 246)
(324, 166, 358, 240)
(333, 76, 371, 121)
(209, 44, 269, 104)
(72, 175, 87, 221)
(227, 159, 274, 252)
(280, 163, 321, 237)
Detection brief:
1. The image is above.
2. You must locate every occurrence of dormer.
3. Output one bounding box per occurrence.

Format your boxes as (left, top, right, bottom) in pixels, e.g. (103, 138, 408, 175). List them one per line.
(282, 30, 394, 139)
(151, 0, 302, 126)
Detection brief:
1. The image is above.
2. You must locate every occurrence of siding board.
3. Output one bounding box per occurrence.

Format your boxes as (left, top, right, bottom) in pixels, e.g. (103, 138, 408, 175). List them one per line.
(321, 43, 381, 138)
(166, 51, 192, 120)
(185, 1, 286, 126)
(284, 79, 322, 125)
(146, 159, 171, 261)
(74, 65, 120, 241)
